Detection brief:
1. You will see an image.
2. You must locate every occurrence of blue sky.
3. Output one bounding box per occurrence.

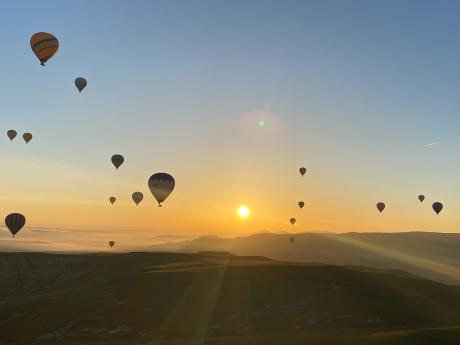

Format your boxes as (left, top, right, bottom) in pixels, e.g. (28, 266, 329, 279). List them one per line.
(1, 1, 460, 248)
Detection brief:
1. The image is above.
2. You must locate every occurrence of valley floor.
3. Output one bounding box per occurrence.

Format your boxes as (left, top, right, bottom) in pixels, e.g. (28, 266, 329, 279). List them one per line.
(1, 252, 460, 345)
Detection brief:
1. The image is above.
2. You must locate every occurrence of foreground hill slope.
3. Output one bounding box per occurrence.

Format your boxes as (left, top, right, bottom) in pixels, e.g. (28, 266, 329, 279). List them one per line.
(147, 232, 460, 284)
(1, 252, 460, 344)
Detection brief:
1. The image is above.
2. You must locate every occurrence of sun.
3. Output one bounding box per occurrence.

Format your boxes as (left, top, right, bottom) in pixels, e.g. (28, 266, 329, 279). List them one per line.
(237, 206, 250, 219)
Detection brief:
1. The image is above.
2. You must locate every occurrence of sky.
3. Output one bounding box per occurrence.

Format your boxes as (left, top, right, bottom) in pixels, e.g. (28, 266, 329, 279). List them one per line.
(1, 0, 460, 250)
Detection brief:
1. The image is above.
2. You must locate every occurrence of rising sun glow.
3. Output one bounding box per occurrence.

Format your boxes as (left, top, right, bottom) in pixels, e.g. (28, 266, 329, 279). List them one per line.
(237, 206, 250, 219)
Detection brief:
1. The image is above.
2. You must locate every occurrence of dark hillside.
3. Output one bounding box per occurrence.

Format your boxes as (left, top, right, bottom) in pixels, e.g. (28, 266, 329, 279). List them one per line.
(1, 252, 460, 344)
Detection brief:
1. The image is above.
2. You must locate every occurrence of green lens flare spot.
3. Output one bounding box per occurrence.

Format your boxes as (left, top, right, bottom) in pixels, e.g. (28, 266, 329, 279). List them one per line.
(258, 120, 265, 128)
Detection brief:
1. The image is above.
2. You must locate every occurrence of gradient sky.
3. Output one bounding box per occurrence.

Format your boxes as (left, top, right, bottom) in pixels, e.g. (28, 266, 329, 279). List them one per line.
(1, 0, 460, 250)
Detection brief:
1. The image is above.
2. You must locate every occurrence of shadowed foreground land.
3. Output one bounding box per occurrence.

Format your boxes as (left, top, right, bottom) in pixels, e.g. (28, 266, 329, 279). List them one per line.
(2, 252, 460, 344)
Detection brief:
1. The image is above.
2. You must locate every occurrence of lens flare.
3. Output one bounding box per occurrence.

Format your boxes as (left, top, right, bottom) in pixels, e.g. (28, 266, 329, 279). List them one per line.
(236, 110, 284, 144)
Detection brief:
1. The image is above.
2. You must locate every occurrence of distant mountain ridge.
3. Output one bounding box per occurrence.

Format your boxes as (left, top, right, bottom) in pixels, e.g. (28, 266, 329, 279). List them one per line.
(146, 232, 460, 284)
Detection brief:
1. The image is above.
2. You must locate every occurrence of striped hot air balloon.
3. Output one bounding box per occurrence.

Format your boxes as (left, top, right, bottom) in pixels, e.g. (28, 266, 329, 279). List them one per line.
(148, 173, 175, 207)
(432, 202, 443, 215)
(111, 154, 124, 170)
(23, 132, 32, 144)
(75, 77, 87, 92)
(132, 192, 144, 206)
(30, 32, 59, 66)
(7, 130, 17, 141)
(5, 213, 26, 237)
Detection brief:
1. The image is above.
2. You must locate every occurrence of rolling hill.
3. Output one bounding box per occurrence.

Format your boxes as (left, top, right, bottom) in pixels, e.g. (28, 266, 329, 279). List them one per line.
(146, 232, 460, 284)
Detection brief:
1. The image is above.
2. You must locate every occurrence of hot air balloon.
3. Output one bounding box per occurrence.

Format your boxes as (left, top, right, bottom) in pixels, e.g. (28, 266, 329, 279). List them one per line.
(132, 192, 143, 206)
(30, 32, 59, 66)
(418, 195, 425, 203)
(7, 130, 17, 141)
(290, 237, 295, 244)
(5, 213, 26, 237)
(376, 202, 385, 213)
(75, 77, 87, 92)
(148, 173, 175, 207)
(23, 133, 32, 144)
(298, 201, 305, 209)
(109, 197, 116, 205)
(111, 155, 124, 170)
(289, 217, 296, 226)
(109, 241, 115, 248)
(432, 202, 443, 215)
(299, 167, 306, 176)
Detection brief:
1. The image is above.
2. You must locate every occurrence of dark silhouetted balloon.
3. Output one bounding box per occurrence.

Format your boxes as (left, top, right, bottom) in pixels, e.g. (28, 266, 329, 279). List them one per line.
(298, 201, 305, 209)
(30, 32, 59, 66)
(418, 195, 425, 203)
(299, 167, 306, 176)
(23, 132, 32, 144)
(109, 241, 115, 248)
(111, 155, 124, 170)
(132, 192, 143, 206)
(109, 197, 116, 205)
(289, 217, 296, 225)
(290, 237, 295, 244)
(432, 202, 443, 215)
(148, 173, 175, 206)
(7, 130, 17, 141)
(5, 213, 26, 237)
(75, 77, 87, 92)
(376, 202, 385, 213)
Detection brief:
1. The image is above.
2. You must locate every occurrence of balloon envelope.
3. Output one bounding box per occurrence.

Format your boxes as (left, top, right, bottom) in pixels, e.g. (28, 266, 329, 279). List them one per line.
(5, 213, 26, 237)
(418, 195, 425, 203)
(109, 241, 115, 248)
(132, 192, 144, 205)
(299, 167, 306, 176)
(30, 32, 59, 66)
(23, 133, 32, 144)
(432, 202, 443, 215)
(376, 202, 385, 213)
(75, 77, 87, 92)
(109, 197, 116, 205)
(111, 155, 124, 170)
(298, 201, 305, 209)
(289, 217, 296, 225)
(7, 130, 17, 141)
(148, 173, 175, 206)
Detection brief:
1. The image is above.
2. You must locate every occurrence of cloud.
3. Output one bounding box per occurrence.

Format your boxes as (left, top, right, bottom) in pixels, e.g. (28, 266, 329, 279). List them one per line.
(425, 142, 438, 146)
